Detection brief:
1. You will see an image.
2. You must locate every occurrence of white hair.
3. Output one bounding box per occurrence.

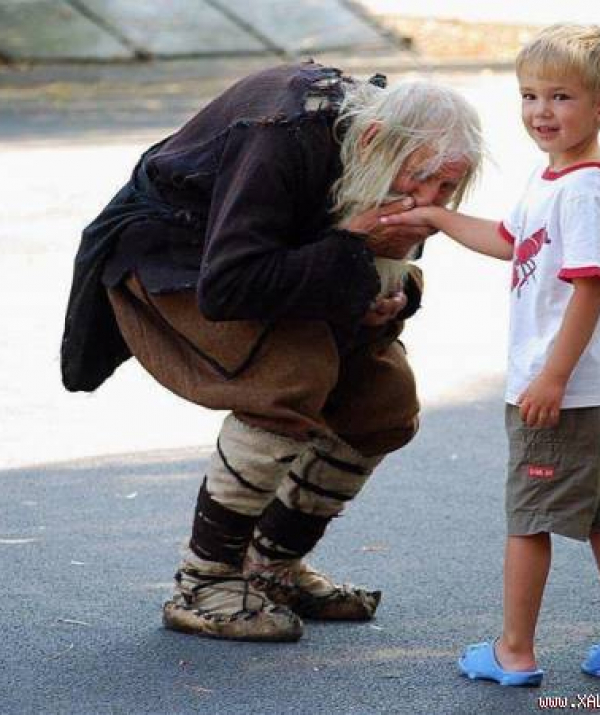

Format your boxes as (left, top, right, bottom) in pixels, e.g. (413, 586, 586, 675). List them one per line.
(331, 78, 484, 222)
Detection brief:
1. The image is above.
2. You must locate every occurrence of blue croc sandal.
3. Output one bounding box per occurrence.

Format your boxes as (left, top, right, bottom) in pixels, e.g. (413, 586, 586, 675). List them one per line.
(458, 641, 543, 687)
(582, 644, 600, 677)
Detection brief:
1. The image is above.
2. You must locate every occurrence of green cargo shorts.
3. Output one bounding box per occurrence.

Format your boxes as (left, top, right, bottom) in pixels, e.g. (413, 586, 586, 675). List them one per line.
(505, 403, 600, 541)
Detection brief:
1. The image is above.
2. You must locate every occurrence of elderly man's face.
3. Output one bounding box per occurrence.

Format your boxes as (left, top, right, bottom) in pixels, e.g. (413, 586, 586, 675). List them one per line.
(391, 150, 471, 207)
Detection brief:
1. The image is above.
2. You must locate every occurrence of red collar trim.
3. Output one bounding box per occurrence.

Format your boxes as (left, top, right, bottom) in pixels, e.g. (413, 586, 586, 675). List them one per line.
(542, 162, 600, 180)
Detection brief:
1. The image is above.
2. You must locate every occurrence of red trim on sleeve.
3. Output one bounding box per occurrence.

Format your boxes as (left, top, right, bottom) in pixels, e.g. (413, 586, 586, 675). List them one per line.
(558, 267, 600, 283)
(498, 222, 515, 244)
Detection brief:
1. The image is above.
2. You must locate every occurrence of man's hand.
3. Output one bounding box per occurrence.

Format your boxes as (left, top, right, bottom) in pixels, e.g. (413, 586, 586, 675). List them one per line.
(362, 291, 407, 326)
(517, 372, 566, 428)
(343, 196, 436, 259)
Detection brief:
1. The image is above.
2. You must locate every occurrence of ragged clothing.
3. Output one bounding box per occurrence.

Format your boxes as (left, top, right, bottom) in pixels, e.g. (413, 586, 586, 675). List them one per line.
(60, 61, 423, 393)
(106, 273, 420, 453)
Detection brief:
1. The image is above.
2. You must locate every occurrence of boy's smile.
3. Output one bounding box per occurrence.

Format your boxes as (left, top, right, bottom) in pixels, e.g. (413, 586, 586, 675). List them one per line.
(519, 73, 600, 169)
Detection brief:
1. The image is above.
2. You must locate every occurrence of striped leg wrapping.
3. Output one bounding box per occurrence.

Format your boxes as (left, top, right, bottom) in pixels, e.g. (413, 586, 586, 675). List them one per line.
(163, 416, 308, 640)
(205, 414, 301, 516)
(189, 416, 304, 565)
(246, 435, 384, 620)
(277, 434, 384, 519)
(165, 414, 308, 641)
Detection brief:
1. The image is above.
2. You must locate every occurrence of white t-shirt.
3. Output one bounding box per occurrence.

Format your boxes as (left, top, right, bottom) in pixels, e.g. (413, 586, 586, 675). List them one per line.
(500, 162, 600, 408)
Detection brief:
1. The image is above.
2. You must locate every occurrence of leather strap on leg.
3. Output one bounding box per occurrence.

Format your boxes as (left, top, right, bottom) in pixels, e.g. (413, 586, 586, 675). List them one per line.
(252, 497, 331, 561)
(190, 479, 258, 567)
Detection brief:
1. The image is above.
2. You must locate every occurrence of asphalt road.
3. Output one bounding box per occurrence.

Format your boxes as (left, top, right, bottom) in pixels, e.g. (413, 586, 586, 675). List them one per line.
(2, 62, 600, 714)
(3, 394, 600, 714)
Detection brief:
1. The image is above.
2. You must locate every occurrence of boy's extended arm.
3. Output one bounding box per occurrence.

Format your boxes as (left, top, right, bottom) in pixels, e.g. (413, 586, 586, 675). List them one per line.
(382, 206, 513, 260)
(519, 277, 600, 427)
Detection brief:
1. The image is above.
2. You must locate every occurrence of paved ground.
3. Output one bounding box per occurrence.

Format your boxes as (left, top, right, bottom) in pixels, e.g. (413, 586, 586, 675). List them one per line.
(2, 63, 600, 713)
(3, 396, 600, 714)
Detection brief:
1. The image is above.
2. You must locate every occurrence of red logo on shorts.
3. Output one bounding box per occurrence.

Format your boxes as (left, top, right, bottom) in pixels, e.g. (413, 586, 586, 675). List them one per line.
(527, 465, 555, 479)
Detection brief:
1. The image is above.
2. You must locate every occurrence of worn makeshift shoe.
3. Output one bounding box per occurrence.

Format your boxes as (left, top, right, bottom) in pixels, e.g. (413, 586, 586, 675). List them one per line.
(245, 549, 381, 620)
(458, 642, 543, 687)
(582, 644, 600, 677)
(163, 566, 303, 642)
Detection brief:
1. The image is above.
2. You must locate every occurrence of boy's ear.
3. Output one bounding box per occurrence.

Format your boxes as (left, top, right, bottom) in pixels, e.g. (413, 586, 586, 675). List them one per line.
(360, 121, 382, 149)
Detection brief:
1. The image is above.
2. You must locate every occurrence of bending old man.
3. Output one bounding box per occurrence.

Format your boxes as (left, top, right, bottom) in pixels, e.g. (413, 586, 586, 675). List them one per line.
(61, 62, 482, 641)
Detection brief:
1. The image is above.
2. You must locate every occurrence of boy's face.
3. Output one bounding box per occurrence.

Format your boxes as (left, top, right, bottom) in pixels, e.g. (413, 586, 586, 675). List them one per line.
(519, 71, 600, 169)
(390, 148, 470, 207)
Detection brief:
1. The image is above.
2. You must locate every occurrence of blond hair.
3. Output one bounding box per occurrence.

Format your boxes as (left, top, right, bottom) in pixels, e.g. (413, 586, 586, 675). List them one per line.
(516, 24, 600, 93)
(330, 78, 483, 223)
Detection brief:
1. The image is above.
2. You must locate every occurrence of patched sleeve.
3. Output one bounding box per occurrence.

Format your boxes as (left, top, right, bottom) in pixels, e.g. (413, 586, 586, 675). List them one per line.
(557, 192, 600, 283)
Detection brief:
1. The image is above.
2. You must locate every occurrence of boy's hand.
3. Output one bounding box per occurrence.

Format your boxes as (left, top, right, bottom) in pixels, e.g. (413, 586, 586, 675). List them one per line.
(379, 206, 436, 229)
(362, 291, 407, 326)
(517, 373, 566, 427)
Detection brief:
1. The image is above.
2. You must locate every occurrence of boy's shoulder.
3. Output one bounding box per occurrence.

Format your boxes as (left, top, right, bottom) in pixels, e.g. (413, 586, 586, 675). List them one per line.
(546, 163, 600, 193)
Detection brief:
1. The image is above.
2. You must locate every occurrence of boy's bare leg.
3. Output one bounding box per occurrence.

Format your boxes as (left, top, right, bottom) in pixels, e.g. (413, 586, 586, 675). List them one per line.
(495, 533, 551, 671)
(580, 531, 600, 677)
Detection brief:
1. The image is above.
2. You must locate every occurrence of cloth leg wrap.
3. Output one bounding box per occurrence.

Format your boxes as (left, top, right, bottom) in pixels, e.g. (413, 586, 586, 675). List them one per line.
(253, 434, 384, 560)
(205, 414, 302, 516)
(189, 414, 304, 566)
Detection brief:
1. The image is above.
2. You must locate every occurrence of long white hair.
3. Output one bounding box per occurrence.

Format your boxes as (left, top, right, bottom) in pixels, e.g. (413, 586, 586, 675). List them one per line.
(331, 78, 484, 223)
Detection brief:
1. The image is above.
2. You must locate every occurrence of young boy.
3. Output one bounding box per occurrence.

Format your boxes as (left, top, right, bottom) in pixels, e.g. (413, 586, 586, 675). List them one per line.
(383, 24, 600, 685)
